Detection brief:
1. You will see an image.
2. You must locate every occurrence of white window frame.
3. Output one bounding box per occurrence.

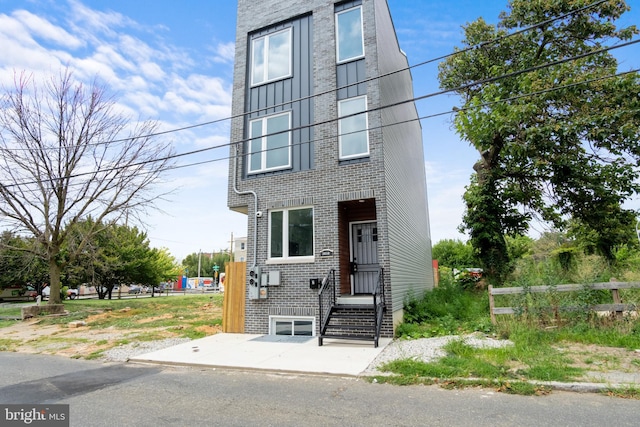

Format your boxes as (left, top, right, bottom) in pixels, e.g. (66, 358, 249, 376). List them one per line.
(267, 206, 315, 263)
(248, 111, 292, 174)
(338, 95, 370, 160)
(251, 27, 293, 86)
(269, 315, 316, 336)
(335, 5, 365, 64)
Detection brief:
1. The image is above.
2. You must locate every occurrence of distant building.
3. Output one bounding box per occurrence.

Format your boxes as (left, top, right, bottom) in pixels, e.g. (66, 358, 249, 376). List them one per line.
(233, 237, 247, 262)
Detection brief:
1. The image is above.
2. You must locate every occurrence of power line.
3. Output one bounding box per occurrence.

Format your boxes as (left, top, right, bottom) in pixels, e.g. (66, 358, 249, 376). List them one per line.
(0, 0, 613, 152)
(0, 1, 637, 188)
(6, 66, 638, 191)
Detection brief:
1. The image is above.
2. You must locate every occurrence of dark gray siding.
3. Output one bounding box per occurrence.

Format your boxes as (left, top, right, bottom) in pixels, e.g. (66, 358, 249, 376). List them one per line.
(336, 60, 367, 100)
(245, 14, 314, 176)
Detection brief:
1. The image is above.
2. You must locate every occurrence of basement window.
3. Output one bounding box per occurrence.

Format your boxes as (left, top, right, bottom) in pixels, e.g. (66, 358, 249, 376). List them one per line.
(270, 316, 315, 336)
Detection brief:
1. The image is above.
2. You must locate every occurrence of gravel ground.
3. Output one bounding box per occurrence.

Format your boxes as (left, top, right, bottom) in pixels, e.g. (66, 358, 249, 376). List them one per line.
(363, 333, 513, 375)
(103, 338, 192, 362)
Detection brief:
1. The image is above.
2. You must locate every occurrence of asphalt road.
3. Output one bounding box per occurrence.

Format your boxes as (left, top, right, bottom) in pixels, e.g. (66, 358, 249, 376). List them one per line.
(1, 353, 638, 427)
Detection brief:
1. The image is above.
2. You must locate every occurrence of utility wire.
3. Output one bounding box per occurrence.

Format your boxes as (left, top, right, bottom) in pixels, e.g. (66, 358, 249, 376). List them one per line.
(0, 0, 612, 151)
(6, 66, 638, 190)
(0, 1, 637, 190)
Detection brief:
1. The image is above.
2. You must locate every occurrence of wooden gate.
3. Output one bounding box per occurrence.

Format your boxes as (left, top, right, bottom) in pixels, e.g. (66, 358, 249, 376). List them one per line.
(222, 262, 246, 333)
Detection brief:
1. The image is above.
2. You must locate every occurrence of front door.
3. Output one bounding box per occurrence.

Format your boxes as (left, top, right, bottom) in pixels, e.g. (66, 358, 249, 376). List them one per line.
(351, 222, 379, 294)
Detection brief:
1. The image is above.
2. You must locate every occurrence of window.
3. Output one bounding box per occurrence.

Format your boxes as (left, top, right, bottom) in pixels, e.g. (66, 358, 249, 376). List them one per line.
(269, 207, 314, 260)
(336, 6, 364, 63)
(251, 28, 292, 86)
(271, 316, 315, 336)
(338, 96, 369, 159)
(248, 112, 291, 173)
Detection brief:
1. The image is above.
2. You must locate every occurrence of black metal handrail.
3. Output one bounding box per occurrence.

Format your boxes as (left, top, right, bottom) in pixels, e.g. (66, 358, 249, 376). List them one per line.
(371, 268, 385, 347)
(318, 268, 336, 344)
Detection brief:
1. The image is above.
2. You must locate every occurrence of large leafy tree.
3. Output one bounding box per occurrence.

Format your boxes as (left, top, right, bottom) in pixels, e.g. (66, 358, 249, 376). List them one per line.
(182, 250, 230, 279)
(438, 0, 640, 283)
(65, 219, 179, 299)
(0, 70, 174, 303)
(431, 239, 479, 269)
(0, 231, 48, 289)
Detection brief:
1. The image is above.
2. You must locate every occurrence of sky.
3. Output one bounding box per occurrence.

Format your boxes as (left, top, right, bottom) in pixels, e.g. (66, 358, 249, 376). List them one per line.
(0, 0, 638, 262)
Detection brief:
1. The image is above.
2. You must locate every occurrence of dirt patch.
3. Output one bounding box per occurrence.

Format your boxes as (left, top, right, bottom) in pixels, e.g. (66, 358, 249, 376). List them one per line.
(556, 342, 640, 374)
(1, 314, 220, 359)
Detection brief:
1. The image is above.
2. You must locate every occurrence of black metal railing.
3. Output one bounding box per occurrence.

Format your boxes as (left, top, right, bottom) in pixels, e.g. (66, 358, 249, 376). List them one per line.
(372, 267, 385, 347)
(318, 268, 336, 345)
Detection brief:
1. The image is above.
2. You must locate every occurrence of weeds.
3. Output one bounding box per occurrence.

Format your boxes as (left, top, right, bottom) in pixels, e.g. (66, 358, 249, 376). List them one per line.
(393, 270, 640, 396)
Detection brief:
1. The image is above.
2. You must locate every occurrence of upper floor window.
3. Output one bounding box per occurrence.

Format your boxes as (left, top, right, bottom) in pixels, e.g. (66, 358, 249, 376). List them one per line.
(251, 28, 292, 86)
(269, 207, 314, 261)
(336, 6, 364, 63)
(248, 112, 291, 174)
(338, 96, 369, 159)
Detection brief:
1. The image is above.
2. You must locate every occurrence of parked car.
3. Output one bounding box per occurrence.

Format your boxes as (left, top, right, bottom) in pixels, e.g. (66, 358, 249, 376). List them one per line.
(0, 285, 37, 302)
(128, 285, 142, 294)
(42, 286, 78, 300)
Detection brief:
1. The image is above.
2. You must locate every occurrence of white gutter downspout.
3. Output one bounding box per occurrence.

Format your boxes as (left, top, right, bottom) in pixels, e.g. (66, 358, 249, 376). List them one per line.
(232, 143, 258, 268)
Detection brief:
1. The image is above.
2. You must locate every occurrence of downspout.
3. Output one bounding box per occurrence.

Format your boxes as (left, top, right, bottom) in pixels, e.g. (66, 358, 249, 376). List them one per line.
(232, 143, 258, 268)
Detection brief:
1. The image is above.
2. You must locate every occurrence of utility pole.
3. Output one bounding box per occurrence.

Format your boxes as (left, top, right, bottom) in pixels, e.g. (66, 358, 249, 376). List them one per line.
(197, 249, 202, 288)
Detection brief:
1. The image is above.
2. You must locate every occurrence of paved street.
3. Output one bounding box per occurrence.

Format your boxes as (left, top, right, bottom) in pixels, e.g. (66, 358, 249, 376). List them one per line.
(1, 353, 639, 427)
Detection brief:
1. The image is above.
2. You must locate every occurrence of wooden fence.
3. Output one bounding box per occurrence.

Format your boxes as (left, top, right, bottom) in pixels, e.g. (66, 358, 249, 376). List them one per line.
(488, 281, 640, 324)
(222, 262, 246, 333)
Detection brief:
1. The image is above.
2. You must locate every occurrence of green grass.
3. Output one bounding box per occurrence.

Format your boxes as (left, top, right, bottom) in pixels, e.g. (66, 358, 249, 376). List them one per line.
(0, 307, 22, 318)
(389, 281, 640, 396)
(32, 294, 223, 327)
(604, 385, 640, 399)
(0, 294, 223, 359)
(0, 338, 21, 351)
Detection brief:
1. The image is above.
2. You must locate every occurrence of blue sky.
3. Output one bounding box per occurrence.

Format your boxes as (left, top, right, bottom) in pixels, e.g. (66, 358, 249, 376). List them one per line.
(0, 0, 638, 261)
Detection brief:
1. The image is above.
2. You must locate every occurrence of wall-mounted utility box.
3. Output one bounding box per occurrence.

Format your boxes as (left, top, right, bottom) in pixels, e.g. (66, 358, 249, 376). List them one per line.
(268, 270, 280, 286)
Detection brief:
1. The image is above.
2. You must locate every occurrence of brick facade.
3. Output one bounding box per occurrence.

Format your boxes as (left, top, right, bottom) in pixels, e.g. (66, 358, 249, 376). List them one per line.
(228, 0, 431, 338)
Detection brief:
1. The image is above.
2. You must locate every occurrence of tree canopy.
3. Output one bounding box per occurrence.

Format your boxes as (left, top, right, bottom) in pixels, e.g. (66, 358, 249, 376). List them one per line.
(182, 251, 230, 281)
(438, 0, 640, 283)
(0, 70, 175, 302)
(0, 220, 180, 299)
(65, 219, 179, 299)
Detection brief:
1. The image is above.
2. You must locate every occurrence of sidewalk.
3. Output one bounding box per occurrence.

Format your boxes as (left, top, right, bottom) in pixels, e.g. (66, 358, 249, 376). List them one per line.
(129, 333, 392, 376)
(129, 333, 640, 393)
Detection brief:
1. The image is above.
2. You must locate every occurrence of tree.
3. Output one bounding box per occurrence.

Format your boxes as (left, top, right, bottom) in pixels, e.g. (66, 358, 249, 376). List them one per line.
(431, 239, 478, 269)
(65, 219, 177, 299)
(438, 0, 640, 283)
(0, 70, 174, 303)
(182, 250, 230, 280)
(0, 231, 48, 289)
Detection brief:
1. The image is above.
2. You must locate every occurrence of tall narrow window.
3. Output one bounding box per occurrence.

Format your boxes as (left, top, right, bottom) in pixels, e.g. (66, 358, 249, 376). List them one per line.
(338, 96, 369, 159)
(248, 112, 291, 174)
(269, 207, 314, 260)
(336, 6, 364, 63)
(251, 28, 292, 86)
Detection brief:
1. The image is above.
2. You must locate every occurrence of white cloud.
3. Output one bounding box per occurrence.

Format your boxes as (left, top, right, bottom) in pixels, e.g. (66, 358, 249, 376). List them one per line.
(425, 160, 469, 243)
(13, 9, 84, 49)
(212, 42, 235, 64)
(0, 0, 237, 258)
(67, 0, 131, 40)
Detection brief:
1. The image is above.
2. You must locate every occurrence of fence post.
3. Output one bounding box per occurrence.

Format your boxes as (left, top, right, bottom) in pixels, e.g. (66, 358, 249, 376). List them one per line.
(611, 287, 623, 319)
(488, 285, 496, 325)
